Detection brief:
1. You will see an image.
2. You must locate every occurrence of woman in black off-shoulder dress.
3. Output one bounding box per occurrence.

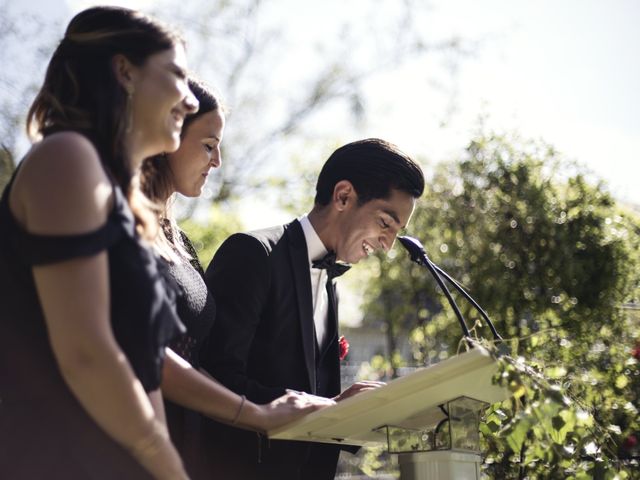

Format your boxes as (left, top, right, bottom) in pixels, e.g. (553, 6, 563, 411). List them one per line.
(0, 6, 198, 479)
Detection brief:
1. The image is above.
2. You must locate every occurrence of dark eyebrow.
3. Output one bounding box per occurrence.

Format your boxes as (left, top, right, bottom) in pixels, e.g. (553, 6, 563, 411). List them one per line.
(168, 62, 187, 79)
(381, 208, 402, 228)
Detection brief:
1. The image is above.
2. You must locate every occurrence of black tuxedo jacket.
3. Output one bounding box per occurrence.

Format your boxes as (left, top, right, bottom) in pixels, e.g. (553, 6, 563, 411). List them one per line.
(198, 219, 343, 479)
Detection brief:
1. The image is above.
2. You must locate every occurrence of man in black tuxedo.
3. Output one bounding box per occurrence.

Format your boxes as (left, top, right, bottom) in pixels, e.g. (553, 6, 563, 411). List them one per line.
(200, 138, 425, 479)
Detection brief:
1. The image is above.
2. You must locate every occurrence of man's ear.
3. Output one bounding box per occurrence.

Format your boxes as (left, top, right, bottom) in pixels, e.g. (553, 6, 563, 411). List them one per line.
(332, 180, 357, 211)
(112, 54, 136, 94)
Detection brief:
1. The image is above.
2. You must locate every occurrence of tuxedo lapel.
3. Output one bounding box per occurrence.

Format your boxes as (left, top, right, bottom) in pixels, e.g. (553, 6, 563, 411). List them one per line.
(285, 220, 317, 393)
(319, 281, 339, 360)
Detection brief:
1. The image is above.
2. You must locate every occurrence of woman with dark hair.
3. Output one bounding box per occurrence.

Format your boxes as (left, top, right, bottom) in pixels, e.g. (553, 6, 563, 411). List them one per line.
(141, 78, 331, 477)
(0, 6, 197, 479)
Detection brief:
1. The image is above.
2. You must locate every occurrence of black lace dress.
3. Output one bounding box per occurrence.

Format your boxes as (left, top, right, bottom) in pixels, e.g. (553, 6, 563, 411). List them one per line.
(161, 224, 216, 477)
(0, 168, 184, 479)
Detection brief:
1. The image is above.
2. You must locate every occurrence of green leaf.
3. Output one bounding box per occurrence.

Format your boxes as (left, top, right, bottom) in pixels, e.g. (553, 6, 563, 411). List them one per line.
(551, 415, 565, 431)
(545, 366, 568, 379)
(614, 375, 629, 389)
(504, 417, 532, 454)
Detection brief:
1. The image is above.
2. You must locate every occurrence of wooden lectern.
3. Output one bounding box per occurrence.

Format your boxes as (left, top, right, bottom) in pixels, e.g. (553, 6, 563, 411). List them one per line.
(267, 345, 509, 480)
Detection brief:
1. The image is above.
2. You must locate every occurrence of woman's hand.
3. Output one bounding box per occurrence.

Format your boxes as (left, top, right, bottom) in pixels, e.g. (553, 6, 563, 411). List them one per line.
(245, 391, 335, 433)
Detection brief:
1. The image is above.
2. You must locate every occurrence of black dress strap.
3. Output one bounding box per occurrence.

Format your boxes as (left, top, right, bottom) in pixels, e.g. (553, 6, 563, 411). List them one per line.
(13, 221, 125, 266)
(1, 167, 127, 266)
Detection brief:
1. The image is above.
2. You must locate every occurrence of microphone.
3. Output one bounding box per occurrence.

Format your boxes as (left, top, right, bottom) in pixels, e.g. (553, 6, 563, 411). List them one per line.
(397, 236, 471, 342)
(397, 235, 503, 342)
(397, 235, 428, 264)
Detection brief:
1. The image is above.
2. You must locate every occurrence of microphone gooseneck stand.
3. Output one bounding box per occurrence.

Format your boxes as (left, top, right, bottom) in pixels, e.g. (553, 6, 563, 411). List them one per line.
(394, 236, 504, 480)
(429, 262, 503, 341)
(397, 235, 503, 346)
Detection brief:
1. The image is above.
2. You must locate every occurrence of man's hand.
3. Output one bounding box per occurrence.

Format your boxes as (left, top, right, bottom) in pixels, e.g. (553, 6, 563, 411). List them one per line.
(332, 381, 386, 402)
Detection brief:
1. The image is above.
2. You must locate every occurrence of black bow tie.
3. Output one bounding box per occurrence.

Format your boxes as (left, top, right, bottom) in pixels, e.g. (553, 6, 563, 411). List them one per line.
(312, 251, 351, 279)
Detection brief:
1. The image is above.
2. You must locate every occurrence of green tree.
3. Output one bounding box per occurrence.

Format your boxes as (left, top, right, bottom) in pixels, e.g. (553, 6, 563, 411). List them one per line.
(361, 131, 640, 477)
(364, 132, 638, 359)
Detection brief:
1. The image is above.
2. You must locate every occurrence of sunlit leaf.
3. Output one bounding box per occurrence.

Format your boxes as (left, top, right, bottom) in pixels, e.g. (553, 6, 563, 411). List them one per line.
(545, 366, 568, 379)
(614, 375, 629, 389)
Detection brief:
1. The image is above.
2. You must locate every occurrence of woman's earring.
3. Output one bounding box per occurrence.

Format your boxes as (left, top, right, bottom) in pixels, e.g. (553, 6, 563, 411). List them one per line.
(125, 86, 134, 133)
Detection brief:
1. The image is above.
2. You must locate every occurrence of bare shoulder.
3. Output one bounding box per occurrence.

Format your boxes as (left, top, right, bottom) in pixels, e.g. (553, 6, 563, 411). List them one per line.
(11, 131, 115, 235)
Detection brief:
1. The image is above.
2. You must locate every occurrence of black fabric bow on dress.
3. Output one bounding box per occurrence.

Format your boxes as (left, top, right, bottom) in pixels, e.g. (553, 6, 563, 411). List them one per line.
(312, 251, 351, 279)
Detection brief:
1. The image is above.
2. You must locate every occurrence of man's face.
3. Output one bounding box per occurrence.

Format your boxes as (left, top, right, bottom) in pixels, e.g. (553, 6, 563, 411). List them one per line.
(334, 187, 416, 264)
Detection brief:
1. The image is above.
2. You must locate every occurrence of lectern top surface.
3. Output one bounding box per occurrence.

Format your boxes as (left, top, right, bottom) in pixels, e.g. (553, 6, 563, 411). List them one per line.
(268, 346, 508, 446)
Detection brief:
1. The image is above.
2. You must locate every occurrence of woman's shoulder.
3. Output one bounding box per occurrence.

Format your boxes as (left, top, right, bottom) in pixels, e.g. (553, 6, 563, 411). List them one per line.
(26, 131, 102, 174)
(11, 131, 114, 235)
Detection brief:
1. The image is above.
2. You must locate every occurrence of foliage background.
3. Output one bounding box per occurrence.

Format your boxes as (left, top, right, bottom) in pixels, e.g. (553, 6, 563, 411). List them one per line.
(351, 132, 640, 478)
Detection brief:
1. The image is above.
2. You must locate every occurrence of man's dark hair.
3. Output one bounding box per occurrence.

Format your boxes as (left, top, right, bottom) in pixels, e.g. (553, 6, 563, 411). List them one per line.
(314, 138, 425, 206)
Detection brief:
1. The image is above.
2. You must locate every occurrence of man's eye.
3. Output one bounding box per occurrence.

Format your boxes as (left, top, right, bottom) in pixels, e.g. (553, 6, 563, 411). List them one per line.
(203, 143, 214, 153)
(380, 219, 390, 229)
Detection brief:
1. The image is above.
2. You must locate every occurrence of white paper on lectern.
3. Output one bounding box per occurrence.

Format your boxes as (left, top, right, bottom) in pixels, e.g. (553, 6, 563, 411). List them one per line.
(267, 346, 508, 446)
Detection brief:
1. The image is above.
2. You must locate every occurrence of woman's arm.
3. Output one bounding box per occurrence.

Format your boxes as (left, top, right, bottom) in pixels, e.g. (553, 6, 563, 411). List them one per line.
(163, 349, 332, 432)
(16, 133, 187, 479)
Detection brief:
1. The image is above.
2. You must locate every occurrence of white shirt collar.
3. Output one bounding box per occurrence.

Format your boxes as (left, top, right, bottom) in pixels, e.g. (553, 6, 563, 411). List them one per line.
(298, 214, 328, 267)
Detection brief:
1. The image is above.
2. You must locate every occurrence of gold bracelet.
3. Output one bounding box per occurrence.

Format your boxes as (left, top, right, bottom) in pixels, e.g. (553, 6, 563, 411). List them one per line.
(232, 394, 246, 425)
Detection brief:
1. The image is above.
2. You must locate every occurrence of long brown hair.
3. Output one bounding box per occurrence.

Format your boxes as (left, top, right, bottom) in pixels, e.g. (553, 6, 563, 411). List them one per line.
(141, 78, 222, 260)
(26, 6, 184, 239)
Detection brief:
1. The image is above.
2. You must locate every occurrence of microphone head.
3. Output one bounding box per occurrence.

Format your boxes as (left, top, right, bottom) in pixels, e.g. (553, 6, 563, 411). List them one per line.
(397, 235, 426, 264)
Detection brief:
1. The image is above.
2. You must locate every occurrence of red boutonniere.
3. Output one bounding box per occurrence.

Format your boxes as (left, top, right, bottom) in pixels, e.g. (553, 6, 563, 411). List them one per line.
(623, 434, 638, 451)
(339, 335, 349, 361)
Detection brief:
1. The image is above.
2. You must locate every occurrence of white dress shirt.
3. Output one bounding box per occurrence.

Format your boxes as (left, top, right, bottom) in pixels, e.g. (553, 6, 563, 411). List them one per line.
(298, 214, 330, 349)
